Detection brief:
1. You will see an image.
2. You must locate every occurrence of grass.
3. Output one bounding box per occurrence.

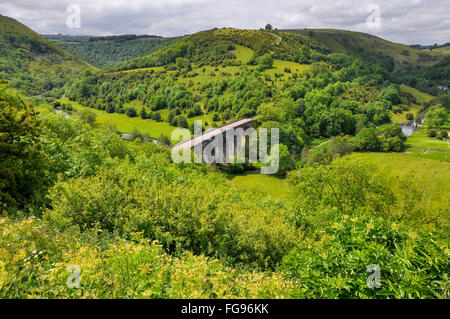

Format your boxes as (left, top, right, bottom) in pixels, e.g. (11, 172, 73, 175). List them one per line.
(391, 104, 421, 123)
(435, 46, 450, 54)
(224, 173, 295, 200)
(406, 128, 449, 150)
(391, 85, 434, 123)
(399, 85, 434, 104)
(233, 45, 254, 64)
(349, 152, 449, 211)
(405, 147, 449, 162)
(58, 97, 177, 140)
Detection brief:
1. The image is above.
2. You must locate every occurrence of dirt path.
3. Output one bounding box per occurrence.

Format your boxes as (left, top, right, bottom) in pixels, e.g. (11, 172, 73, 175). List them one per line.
(270, 33, 282, 45)
(200, 104, 212, 126)
(310, 139, 331, 150)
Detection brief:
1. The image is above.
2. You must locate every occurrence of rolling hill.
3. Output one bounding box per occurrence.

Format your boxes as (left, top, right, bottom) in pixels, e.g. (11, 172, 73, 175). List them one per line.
(0, 14, 94, 95)
(44, 34, 178, 68)
(284, 29, 446, 71)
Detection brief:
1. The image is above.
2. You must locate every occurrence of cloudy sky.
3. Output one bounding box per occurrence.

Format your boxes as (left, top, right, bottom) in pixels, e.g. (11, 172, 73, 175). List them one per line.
(0, 0, 448, 45)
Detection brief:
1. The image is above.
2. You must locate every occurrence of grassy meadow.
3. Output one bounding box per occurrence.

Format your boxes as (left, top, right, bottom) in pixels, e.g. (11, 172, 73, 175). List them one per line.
(58, 97, 177, 139)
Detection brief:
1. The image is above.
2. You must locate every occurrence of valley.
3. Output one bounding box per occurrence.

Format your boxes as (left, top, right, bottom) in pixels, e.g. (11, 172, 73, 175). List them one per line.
(0, 13, 449, 300)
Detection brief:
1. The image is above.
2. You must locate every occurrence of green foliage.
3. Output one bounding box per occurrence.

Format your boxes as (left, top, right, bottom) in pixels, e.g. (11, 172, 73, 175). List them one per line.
(288, 157, 393, 216)
(256, 54, 274, 70)
(281, 214, 449, 298)
(426, 106, 448, 127)
(126, 107, 137, 117)
(0, 217, 293, 298)
(1, 20, 449, 299)
(354, 127, 382, 151)
(0, 83, 51, 210)
(49, 35, 176, 68)
(0, 16, 93, 95)
(78, 109, 97, 126)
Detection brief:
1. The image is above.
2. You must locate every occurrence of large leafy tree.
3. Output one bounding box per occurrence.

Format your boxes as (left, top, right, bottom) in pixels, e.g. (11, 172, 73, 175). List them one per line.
(0, 82, 49, 209)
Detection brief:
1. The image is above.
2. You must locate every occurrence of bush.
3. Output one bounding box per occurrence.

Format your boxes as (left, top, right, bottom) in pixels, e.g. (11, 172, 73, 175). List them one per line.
(43, 164, 300, 268)
(406, 113, 414, 122)
(78, 109, 97, 126)
(281, 214, 450, 298)
(427, 129, 438, 137)
(126, 107, 137, 117)
(0, 217, 293, 298)
(438, 130, 448, 140)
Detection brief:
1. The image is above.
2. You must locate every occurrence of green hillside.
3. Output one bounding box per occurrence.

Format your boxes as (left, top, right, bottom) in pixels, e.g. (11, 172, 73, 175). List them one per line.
(1, 14, 449, 299)
(435, 45, 450, 54)
(284, 29, 446, 71)
(0, 15, 94, 95)
(62, 27, 447, 160)
(45, 34, 177, 68)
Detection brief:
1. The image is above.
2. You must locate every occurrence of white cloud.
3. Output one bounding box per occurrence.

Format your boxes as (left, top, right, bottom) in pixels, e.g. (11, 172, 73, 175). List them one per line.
(0, 0, 448, 44)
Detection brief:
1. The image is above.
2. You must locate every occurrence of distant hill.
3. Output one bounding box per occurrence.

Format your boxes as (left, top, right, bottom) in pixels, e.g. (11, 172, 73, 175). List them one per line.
(410, 43, 450, 52)
(0, 15, 94, 95)
(283, 29, 446, 72)
(45, 34, 178, 68)
(111, 28, 326, 71)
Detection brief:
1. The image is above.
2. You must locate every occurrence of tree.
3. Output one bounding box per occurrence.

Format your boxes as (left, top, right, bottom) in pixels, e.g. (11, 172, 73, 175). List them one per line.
(167, 110, 175, 123)
(328, 135, 354, 158)
(0, 84, 49, 209)
(79, 109, 97, 126)
(354, 127, 382, 151)
(176, 116, 188, 128)
(176, 57, 189, 69)
(139, 107, 147, 119)
(426, 106, 447, 127)
(405, 113, 414, 122)
(265, 24, 273, 30)
(157, 134, 170, 146)
(153, 112, 162, 122)
(272, 144, 296, 176)
(257, 54, 274, 70)
(126, 107, 137, 117)
(383, 123, 406, 141)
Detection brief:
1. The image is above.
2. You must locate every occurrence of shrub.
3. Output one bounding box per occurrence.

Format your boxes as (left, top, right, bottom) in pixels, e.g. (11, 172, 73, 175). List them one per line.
(427, 129, 438, 137)
(281, 214, 450, 298)
(43, 165, 300, 268)
(126, 107, 137, 117)
(438, 130, 448, 140)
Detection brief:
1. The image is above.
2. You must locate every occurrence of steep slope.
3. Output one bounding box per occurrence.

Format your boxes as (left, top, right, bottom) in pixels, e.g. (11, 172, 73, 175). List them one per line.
(44, 34, 178, 68)
(0, 15, 95, 95)
(284, 29, 446, 71)
(111, 28, 325, 71)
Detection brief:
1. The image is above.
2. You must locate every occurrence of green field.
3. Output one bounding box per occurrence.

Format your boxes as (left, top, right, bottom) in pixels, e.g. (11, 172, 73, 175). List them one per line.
(224, 173, 295, 200)
(406, 147, 449, 162)
(406, 128, 449, 150)
(349, 152, 449, 211)
(59, 97, 177, 139)
(233, 44, 254, 63)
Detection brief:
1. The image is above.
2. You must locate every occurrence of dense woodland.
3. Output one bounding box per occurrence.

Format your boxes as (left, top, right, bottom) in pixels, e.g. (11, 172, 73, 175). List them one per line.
(0, 15, 449, 298)
(45, 34, 177, 68)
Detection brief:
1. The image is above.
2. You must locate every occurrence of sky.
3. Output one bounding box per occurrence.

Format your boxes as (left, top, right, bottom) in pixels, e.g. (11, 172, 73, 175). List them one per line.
(0, 0, 449, 45)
